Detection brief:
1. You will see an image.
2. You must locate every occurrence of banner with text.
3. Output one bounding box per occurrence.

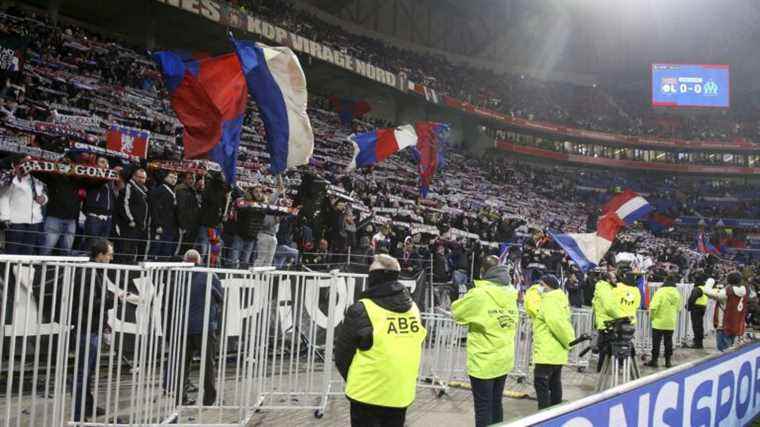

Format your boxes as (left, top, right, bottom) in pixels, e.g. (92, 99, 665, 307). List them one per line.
(505, 342, 760, 427)
(154, 0, 760, 157)
(155, 0, 405, 91)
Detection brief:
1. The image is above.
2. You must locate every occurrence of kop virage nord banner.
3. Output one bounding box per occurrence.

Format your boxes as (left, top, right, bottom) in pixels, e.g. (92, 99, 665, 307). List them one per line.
(154, 0, 403, 90)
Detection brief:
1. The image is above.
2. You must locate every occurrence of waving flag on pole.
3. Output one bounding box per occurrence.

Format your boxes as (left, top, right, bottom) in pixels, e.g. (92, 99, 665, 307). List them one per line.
(152, 51, 247, 183)
(551, 191, 652, 271)
(346, 125, 418, 170)
(696, 231, 719, 254)
(231, 38, 314, 174)
(415, 122, 448, 198)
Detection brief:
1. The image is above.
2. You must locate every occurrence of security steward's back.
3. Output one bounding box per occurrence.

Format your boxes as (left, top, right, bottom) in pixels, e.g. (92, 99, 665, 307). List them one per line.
(452, 256, 519, 427)
(334, 254, 426, 427)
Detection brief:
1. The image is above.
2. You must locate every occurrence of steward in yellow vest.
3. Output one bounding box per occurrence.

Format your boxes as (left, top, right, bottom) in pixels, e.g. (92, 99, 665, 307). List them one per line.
(525, 266, 547, 319)
(452, 256, 518, 427)
(686, 271, 708, 349)
(531, 274, 575, 409)
(335, 255, 426, 427)
(644, 275, 682, 368)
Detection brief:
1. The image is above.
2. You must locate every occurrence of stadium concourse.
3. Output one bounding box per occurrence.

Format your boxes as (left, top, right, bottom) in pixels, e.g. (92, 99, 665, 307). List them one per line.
(1, 1, 760, 427)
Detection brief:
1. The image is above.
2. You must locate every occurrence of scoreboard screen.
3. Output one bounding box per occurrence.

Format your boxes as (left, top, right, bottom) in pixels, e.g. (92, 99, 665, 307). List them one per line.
(651, 64, 730, 108)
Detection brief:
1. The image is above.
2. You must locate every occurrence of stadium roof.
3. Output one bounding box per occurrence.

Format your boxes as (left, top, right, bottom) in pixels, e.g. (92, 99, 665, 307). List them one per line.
(305, 0, 760, 87)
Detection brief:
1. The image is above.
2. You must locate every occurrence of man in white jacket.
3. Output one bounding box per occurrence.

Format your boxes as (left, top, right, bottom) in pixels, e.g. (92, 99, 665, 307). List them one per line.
(0, 158, 47, 254)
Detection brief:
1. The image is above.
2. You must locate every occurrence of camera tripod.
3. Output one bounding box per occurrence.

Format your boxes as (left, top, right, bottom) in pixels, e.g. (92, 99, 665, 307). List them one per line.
(596, 347, 640, 392)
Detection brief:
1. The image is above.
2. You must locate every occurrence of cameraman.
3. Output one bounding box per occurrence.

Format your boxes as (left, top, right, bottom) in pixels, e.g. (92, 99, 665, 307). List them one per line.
(591, 268, 624, 372)
(614, 263, 642, 325)
(532, 274, 575, 409)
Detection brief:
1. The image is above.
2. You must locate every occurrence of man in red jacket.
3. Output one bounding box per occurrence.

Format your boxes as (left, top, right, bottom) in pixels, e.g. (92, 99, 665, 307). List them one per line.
(704, 271, 749, 352)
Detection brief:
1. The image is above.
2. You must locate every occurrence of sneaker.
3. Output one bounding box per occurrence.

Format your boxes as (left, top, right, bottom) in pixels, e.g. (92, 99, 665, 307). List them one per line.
(644, 360, 658, 368)
(83, 407, 107, 420)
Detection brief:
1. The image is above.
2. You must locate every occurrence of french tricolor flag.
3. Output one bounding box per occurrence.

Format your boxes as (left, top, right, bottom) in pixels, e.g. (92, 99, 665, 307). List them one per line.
(552, 191, 652, 271)
(347, 125, 418, 170)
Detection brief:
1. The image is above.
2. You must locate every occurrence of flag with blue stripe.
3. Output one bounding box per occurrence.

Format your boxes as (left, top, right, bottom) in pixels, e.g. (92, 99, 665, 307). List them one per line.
(231, 38, 314, 174)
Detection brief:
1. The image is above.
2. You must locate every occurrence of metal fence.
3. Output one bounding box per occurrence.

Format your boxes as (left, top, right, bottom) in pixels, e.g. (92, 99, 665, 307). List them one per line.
(0, 256, 722, 426)
(633, 282, 718, 355)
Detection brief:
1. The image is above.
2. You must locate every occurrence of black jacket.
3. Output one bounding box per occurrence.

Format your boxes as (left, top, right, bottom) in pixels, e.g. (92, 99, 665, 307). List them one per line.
(119, 180, 149, 230)
(433, 252, 451, 282)
(175, 183, 200, 231)
(149, 184, 178, 233)
(333, 280, 414, 380)
(84, 182, 116, 216)
(236, 206, 265, 240)
(198, 181, 226, 228)
(687, 286, 705, 311)
(71, 267, 115, 335)
(39, 174, 81, 220)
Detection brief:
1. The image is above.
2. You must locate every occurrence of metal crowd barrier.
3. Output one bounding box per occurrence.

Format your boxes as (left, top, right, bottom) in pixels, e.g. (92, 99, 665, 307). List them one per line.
(2, 257, 728, 426)
(631, 282, 719, 356)
(635, 309, 653, 354)
(567, 307, 594, 371)
(0, 255, 89, 427)
(0, 255, 277, 426)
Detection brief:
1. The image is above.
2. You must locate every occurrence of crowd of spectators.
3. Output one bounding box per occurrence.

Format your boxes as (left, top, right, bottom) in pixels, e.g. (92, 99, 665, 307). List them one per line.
(221, 0, 760, 144)
(0, 6, 755, 295)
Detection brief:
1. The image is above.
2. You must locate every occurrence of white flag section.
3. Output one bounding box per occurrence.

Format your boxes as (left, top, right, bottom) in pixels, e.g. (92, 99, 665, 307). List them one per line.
(260, 44, 314, 172)
(233, 39, 314, 174)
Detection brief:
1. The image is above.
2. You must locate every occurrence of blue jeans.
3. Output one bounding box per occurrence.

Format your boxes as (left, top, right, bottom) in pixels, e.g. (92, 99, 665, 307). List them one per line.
(717, 330, 736, 352)
(81, 215, 112, 252)
(274, 243, 299, 268)
(40, 217, 77, 255)
(5, 223, 41, 255)
(149, 229, 178, 260)
(230, 236, 255, 268)
(72, 333, 99, 421)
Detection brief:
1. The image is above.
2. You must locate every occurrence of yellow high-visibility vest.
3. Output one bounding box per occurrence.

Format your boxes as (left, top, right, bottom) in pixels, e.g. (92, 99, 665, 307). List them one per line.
(695, 285, 708, 307)
(615, 283, 641, 324)
(345, 299, 427, 408)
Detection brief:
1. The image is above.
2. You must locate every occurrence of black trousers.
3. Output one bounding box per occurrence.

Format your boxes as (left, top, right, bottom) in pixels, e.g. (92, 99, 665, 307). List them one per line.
(119, 227, 147, 264)
(181, 333, 218, 405)
(534, 364, 563, 409)
(470, 374, 506, 427)
(349, 400, 406, 427)
(690, 308, 705, 345)
(651, 328, 673, 361)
